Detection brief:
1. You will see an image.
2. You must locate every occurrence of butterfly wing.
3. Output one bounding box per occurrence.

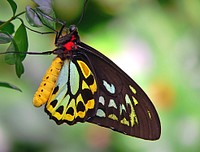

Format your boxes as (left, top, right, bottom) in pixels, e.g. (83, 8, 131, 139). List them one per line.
(45, 55, 98, 125)
(78, 42, 161, 140)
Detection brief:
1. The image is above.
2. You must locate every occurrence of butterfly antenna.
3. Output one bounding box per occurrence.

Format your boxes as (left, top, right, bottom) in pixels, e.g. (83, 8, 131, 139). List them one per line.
(77, 0, 89, 26)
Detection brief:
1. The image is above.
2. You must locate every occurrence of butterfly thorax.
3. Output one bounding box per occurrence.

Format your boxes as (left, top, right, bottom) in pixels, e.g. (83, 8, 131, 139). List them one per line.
(53, 25, 80, 60)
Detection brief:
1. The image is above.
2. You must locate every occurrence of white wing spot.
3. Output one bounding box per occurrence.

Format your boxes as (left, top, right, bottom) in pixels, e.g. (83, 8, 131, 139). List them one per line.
(108, 99, 117, 109)
(103, 80, 115, 94)
(99, 96, 105, 105)
(125, 94, 131, 104)
(120, 104, 126, 115)
(96, 109, 106, 117)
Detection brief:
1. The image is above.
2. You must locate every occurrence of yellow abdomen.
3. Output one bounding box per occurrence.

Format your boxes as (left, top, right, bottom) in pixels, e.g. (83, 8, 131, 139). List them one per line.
(33, 57, 64, 107)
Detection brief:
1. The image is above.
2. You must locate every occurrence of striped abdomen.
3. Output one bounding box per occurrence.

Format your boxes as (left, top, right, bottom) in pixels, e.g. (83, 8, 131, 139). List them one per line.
(33, 57, 64, 107)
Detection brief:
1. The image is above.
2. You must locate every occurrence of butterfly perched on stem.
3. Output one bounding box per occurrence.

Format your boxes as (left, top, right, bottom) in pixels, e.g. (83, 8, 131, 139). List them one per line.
(31, 22, 161, 140)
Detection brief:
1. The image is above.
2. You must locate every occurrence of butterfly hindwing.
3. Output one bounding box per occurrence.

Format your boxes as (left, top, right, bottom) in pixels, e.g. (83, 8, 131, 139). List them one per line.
(78, 42, 161, 140)
(45, 55, 98, 125)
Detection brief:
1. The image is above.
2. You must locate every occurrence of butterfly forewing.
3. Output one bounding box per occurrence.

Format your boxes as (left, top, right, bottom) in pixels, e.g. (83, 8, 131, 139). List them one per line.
(78, 43, 161, 140)
(45, 55, 98, 125)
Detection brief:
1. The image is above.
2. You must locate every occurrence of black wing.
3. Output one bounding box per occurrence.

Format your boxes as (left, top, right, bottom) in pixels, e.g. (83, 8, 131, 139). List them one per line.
(77, 42, 161, 140)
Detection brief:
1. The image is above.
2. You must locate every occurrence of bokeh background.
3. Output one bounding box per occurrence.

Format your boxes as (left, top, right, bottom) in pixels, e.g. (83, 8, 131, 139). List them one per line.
(1, 0, 200, 152)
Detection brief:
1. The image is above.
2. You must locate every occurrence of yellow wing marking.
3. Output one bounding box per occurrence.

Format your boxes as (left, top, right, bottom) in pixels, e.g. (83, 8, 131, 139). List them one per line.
(120, 118, 130, 126)
(77, 60, 90, 78)
(64, 98, 76, 121)
(90, 78, 97, 94)
(33, 57, 63, 107)
(82, 80, 89, 90)
(86, 99, 95, 109)
(125, 94, 138, 126)
(147, 110, 152, 119)
(132, 96, 138, 106)
(76, 94, 86, 118)
(108, 114, 118, 121)
(78, 60, 97, 94)
(129, 85, 137, 94)
(82, 80, 95, 110)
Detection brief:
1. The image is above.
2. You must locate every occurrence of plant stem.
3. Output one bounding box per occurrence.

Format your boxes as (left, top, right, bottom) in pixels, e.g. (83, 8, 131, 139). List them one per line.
(0, 11, 25, 29)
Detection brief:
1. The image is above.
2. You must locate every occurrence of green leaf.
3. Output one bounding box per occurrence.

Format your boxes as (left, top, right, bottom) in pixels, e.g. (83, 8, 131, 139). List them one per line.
(4, 23, 28, 77)
(25, 6, 43, 27)
(7, 0, 17, 16)
(0, 82, 22, 92)
(0, 21, 15, 35)
(36, 7, 56, 29)
(15, 58, 24, 78)
(26, 0, 56, 29)
(13, 23, 28, 61)
(34, 0, 55, 29)
(34, 0, 54, 17)
(5, 40, 18, 65)
(0, 32, 12, 44)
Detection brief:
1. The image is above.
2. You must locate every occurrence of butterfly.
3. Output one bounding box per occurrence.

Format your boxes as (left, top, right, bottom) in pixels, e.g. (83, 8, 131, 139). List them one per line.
(32, 24, 161, 140)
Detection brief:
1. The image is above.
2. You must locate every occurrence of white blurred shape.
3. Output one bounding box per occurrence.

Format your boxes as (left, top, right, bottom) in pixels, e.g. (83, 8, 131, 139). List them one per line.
(113, 37, 153, 78)
(177, 117, 200, 146)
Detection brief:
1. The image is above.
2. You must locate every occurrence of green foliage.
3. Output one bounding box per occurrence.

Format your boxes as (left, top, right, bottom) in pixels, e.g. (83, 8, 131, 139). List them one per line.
(7, 0, 17, 16)
(0, 32, 12, 44)
(0, 82, 21, 92)
(5, 23, 28, 77)
(25, 0, 56, 29)
(0, 0, 55, 89)
(0, 21, 14, 35)
(0, 0, 55, 76)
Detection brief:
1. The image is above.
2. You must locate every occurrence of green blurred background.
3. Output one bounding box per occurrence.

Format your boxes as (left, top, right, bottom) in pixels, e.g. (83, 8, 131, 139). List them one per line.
(1, 0, 200, 151)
